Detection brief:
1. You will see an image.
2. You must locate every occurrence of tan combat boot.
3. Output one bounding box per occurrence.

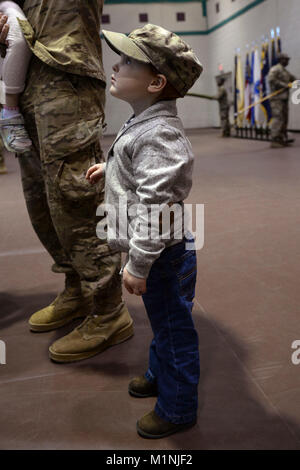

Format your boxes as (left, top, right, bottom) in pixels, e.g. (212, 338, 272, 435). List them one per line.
(0, 163, 7, 174)
(29, 273, 93, 332)
(0, 156, 7, 174)
(270, 139, 286, 148)
(48, 279, 133, 362)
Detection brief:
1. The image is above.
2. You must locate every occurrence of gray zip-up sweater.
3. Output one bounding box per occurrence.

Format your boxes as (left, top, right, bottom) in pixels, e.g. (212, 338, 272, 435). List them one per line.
(104, 99, 194, 279)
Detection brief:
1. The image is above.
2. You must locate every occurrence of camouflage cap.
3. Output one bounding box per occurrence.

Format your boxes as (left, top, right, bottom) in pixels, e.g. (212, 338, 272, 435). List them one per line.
(102, 24, 203, 97)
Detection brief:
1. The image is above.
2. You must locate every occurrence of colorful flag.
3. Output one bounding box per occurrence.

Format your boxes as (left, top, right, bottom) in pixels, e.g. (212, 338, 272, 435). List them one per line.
(277, 36, 282, 54)
(253, 48, 261, 125)
(250, 49, 255, 125)
(271, 38, 277, 66)
(244, 52, 251, 123)
(236, 54, 244, 126)
(234, 54, 238, 120)
(276, 27, 282, 54)
(260, 43, 272, 123)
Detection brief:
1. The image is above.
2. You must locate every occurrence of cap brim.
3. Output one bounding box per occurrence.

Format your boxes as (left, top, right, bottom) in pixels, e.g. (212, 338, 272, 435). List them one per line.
(102, 30, 151, 63)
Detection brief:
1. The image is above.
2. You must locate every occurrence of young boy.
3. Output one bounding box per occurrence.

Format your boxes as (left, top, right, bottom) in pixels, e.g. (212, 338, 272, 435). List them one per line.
(87, 24, 203, 439)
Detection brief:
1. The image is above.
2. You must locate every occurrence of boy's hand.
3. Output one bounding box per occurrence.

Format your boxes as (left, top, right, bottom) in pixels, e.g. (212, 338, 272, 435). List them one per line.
(86, 163, 105, 184)
(123, 267, 147, 296)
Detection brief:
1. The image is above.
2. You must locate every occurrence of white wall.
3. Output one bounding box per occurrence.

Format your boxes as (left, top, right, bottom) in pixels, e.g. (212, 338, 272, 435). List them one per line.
(206, 0, 260, 29)
(101, 0, 300, 134)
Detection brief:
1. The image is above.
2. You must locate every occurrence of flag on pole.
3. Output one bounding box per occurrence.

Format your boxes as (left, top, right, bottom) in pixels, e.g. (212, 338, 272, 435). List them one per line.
(271, 29, 277, 66)
(249, 49, 255, 125)
(244, 52, 251, 123)
(276, 26, 282, 54)
(234, 54, 238, 121)
(253, 47, 261, 125)
(236, 54, 244, 126)
(260, 43, 272, 123)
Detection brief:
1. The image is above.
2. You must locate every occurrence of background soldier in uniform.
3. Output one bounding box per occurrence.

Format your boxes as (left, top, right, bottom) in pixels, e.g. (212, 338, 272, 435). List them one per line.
(268, 52, 296, 148)
(214, 77, 230, 137)
(0, 0, 134, 362)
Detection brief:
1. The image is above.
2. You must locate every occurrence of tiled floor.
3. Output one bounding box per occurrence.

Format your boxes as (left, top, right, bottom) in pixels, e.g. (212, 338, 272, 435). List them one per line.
(0, 129, 300, 449)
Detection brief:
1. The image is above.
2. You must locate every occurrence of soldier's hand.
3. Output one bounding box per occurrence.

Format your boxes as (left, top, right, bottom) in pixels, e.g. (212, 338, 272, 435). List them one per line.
(288, 82, 294, 88)
(86, 163, 105, 184)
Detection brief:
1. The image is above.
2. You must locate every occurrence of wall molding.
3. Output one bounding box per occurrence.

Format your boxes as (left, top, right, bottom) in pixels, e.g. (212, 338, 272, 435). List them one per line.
(105, 0, 203, 3)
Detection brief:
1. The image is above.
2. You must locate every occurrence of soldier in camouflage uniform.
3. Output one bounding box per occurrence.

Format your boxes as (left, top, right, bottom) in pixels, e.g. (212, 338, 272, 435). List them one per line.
(0, 0, 133, 362)
(268, 52, 296, 148)
(214, 77, 230, 137)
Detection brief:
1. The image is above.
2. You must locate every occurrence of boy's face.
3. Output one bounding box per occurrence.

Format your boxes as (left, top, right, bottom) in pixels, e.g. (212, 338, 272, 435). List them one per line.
(110, 54, 157, 104)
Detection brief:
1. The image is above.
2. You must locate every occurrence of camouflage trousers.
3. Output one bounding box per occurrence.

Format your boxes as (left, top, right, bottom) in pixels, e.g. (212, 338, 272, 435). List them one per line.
(220, 108, 230, 136)
(270, 99, 289, 142)
(18, 59, 123, 308)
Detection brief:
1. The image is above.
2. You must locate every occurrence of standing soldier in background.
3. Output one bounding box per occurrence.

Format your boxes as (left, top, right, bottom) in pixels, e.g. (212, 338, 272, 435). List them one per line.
(268, 52, 296, 148)
(0, 1, 133, 362)
(213, 77, 231, 137)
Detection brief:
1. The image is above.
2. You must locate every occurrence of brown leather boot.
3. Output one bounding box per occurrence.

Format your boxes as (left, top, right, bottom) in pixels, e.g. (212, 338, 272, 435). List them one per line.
(29, 272, 93, 332)
(48, 275, 133, 362)
(128, 375, 158, 398)
(137, 410, 197, 439)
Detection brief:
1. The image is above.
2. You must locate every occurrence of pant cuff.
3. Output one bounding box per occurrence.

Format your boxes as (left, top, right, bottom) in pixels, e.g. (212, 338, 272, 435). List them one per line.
(51, 263, 74, 274)
(155, 400, 197, 425)
(4, 84, 26, 95)
(145, 368, 156, 383)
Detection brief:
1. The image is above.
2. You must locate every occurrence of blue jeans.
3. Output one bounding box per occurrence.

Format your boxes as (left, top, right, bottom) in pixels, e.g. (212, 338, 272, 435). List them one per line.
(142, 237, 200, 424)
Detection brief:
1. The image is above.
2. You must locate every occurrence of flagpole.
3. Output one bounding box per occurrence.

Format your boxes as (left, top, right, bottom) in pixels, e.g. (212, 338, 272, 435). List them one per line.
(234, 87, 286, 116)
(186, 86, 286, 110)
(186, 92, 215, 100)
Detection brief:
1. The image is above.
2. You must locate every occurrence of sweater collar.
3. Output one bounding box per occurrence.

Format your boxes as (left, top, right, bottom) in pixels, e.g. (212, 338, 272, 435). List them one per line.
(117, 99, 178, 135)
(130, 99, 177, 123)
(108, 100, 178, 155)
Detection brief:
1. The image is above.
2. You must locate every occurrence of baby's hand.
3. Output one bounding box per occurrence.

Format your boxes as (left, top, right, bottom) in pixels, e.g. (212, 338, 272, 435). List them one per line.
(86, 163, 105, 184)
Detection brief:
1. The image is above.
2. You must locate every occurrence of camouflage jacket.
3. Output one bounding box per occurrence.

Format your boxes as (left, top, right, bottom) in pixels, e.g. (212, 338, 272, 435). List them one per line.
(268, 63, 296, 100)
(19, 0, 106, 82)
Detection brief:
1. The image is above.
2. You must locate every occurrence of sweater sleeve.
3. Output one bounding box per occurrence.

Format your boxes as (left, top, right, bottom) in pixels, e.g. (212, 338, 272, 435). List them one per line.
(125, 125, 193, 279)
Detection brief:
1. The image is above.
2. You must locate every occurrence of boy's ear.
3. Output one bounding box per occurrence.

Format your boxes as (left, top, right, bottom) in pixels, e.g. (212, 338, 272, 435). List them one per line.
(148, 74, 167, 94)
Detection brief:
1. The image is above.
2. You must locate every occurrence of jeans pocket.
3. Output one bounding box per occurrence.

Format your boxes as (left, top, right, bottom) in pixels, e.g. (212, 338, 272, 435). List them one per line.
(170, 250, 197, 299)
